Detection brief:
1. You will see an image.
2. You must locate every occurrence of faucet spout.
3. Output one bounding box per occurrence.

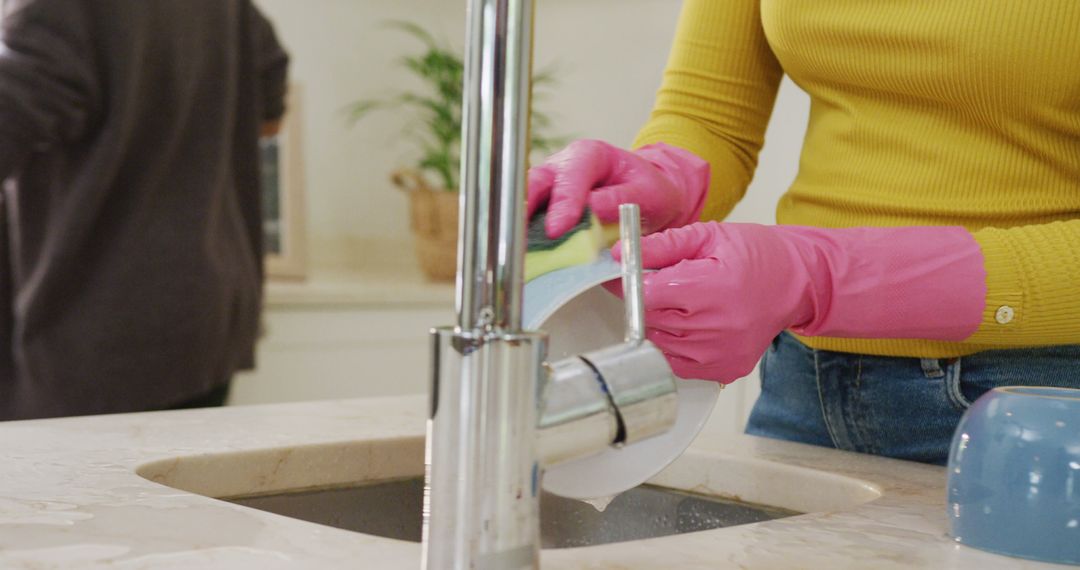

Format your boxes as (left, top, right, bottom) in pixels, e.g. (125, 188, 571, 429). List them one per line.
(456, 0, 535, 333)
(422, 0, 679, 567)
(423, 0, 541, 568)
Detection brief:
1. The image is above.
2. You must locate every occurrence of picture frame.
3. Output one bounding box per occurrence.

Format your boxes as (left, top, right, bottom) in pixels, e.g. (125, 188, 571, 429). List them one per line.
(262, 84, 308, 280)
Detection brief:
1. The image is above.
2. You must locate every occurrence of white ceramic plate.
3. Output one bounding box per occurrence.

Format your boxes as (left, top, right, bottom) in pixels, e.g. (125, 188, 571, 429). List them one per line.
(524, 253, 721, 500)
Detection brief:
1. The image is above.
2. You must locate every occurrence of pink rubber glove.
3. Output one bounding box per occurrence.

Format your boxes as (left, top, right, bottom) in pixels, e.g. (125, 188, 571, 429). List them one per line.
(527, 140, 709, 238)
(609, 222, 988, 383)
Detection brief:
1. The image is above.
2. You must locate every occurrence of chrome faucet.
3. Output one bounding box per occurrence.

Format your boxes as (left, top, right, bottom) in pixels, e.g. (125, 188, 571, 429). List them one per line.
(422, 1, 679, 568)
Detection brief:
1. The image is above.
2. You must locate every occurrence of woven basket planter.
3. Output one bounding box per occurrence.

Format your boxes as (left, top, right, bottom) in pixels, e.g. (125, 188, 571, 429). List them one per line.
(392, 169, 458, 282)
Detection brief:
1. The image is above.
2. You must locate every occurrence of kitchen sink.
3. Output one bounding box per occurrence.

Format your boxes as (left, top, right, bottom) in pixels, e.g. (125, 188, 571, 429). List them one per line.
(137, 436, 881, 549)
(225, 477, 799, 549)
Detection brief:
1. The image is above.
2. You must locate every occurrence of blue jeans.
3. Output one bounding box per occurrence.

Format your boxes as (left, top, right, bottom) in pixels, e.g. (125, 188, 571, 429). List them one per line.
(746, 332, 1080, 465)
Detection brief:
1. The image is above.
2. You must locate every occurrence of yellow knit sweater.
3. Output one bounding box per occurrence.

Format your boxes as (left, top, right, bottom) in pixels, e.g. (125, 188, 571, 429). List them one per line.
(634, 0, 1080, 358)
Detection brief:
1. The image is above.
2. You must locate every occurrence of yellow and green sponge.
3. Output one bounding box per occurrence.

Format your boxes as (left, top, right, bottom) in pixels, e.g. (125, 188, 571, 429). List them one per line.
(524, 207, 605, 282)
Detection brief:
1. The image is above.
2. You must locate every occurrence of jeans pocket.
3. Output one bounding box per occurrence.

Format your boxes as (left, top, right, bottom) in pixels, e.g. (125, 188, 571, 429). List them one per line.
(768, 333, 785, 354)
(955, 345, 1080, 406)
(758, 343, 771, 389)
(943, 357, 971, 410)
(757, 334, 784, 389)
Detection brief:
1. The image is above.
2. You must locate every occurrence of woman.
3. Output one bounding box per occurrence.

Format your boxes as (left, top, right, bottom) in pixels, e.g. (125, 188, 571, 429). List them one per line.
(527, 0, 1080, 464)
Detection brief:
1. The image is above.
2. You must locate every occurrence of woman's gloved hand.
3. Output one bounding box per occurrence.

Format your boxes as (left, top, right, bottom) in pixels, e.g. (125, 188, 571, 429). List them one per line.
(608, 222, 988, 383)
(526, 139, 709, 238)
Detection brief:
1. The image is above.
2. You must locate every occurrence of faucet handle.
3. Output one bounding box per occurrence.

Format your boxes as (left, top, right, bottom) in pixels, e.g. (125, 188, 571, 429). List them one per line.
(535, 205, 678, 465)
(619, 204, 646, 345)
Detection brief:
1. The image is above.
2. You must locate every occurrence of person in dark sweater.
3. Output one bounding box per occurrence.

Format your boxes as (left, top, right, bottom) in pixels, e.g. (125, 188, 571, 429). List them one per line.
(0, 0, 289, 419)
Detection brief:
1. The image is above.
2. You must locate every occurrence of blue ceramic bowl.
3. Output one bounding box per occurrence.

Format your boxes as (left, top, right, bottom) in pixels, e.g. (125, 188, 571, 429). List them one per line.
(947, 386, 1080, 565)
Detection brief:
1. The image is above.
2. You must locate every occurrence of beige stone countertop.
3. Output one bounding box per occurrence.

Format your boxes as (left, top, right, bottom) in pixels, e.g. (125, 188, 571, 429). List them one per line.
(0, 396, 1067, 569)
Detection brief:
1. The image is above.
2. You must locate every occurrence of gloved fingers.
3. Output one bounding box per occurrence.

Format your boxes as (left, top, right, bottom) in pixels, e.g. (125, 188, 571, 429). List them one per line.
(600, 277, 622, 299)
(588, 182, 673, 232)
(672, 358, 744, 384)
(648, 333, 748, 384)
(601, 276, 698, 317)
(525, 166, 556, 221)
(648, 326, 731, 357)
(645, 324, 687, 342)
(640, 258, 719, 312)
(647, 326, 734, 364)
(587, 182, 638, 226)
(664, 354, 724, 383)
(545, 181, 590, 239)
(650, 344, 733, 384)
(612, 222, 717, 268)
(645, 327, 690, 364)
(545, 140, 613, 238)
(645, 306, 704, 328)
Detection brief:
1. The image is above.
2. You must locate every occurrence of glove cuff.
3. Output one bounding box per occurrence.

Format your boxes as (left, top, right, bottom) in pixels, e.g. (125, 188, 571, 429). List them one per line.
(777, 225, 988, 342)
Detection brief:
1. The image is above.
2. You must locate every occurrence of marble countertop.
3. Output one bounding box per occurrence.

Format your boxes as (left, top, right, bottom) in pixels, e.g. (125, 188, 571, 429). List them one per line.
(0, 396, 1067, 569)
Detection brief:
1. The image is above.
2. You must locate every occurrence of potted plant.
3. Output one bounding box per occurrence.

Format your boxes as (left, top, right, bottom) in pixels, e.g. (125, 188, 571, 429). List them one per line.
(348, 21, 564, 282)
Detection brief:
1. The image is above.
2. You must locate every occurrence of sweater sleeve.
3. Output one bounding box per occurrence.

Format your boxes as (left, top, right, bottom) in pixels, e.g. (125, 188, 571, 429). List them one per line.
(249, 4, 289, 122)
(0, 0, 100, 180)
(633, 0, 783, 223)
(965, 220, 1080, 346)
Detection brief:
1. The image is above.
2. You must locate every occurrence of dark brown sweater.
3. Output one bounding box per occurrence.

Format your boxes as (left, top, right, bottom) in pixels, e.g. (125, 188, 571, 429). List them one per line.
(0, 0, 288, 419)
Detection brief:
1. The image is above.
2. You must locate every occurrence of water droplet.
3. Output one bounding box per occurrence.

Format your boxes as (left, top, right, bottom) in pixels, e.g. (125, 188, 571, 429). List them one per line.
(581, 495, 616, 512)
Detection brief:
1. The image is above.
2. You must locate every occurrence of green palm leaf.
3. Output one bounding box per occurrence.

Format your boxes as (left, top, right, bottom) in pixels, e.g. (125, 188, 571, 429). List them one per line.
(346, 21, 566, 191)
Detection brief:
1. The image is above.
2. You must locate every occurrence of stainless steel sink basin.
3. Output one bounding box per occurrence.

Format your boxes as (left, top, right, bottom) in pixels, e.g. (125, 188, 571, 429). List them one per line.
(138, 437, 879, 549)
(226, 477, 799, 549)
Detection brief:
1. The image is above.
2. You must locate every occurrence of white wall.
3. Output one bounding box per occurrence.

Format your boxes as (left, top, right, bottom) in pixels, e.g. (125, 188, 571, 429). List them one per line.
(248, 0, 811, 430)
(253, 0, 459, 269)
(231, 306, 449, 405)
